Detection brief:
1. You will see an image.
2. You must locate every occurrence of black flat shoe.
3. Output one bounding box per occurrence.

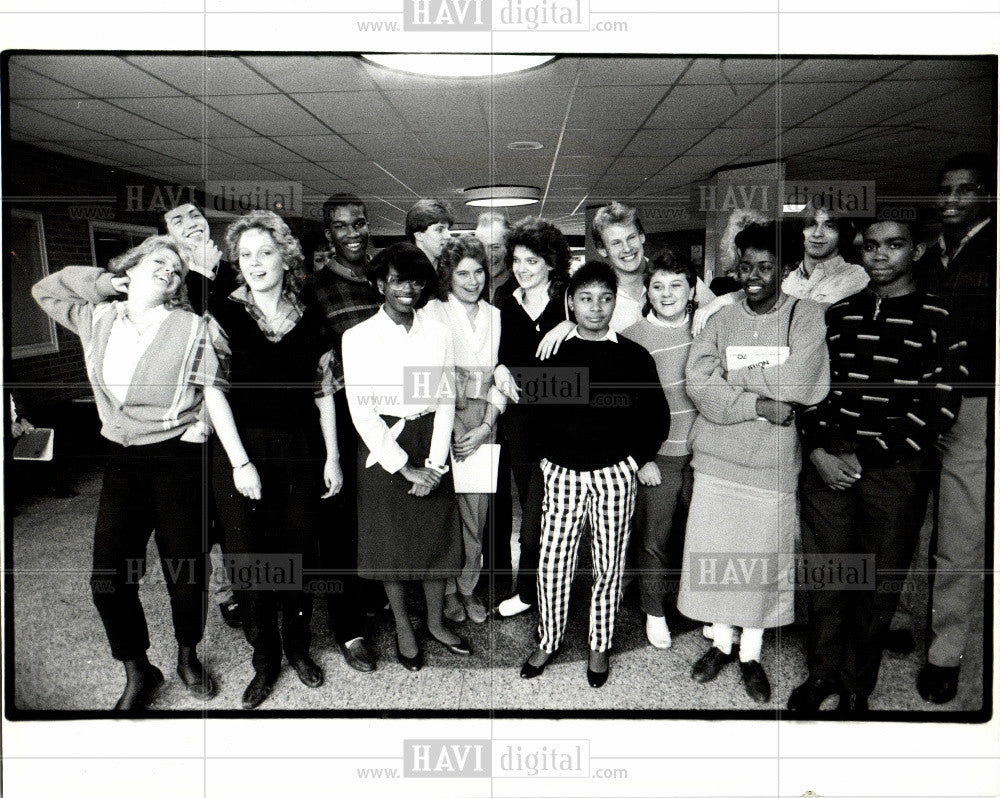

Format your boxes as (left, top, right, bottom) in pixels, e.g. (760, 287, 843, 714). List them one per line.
(428, 631, 472, 656)
(339, 638, 376, 673)
(520, 648, 560, 679)
(884, 628, 915, 655)
(219, 600, 242, 629)
(837, 690, 869, 717)
(396, 638, 423, 672)
(917, 662, 960, 704)
(289, 655, 324, 688)
(113, 665, 164, 711)
(176, 662, 217, 700)
(241, 670, 278, 710)
(587, 664, 610, 688)
(739, 660, 771, 703)
(787, 675, 841, 713)
(691, 646, 735, 683)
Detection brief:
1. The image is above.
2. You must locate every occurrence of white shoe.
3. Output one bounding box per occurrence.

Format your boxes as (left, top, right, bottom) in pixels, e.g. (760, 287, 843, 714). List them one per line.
(497, 595, 533, 618)
(702, 624, 714, 640)
(646, 615, 672, 649)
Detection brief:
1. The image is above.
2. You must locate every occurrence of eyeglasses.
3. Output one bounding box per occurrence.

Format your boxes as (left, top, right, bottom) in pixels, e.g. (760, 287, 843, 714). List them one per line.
(386, 276, 427, 290)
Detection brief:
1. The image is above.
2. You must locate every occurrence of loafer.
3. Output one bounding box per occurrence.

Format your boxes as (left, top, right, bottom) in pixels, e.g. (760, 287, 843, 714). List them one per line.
(884, 628, 915, 655)
(176, 661, 217, 700)
(289, 655, 324, 688)
(786, 675, 841, 713)
(218, 600, 242, 629)
(459, 592, 488, 624)
(739, 660, 771, 704)
(837, 690, 869, 717)
(113, 665, 164, 711)
(241, 670, 278, 710)
(429, 631, 472, 656)
(339, 638, 376, 673)
(691, 646, 735, 683)
(917, 662, 960, 704)
(395, 638, 423, 672)
(520, 648, 560, 679)
(496, 595, 534, 618)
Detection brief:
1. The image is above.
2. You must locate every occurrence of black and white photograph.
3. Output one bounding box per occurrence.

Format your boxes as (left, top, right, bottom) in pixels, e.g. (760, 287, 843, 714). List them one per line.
(1, 4, 998, 797)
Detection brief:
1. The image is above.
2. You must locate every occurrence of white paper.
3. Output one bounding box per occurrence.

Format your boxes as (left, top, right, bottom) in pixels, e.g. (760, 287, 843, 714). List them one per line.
(449, 443, 501, 493)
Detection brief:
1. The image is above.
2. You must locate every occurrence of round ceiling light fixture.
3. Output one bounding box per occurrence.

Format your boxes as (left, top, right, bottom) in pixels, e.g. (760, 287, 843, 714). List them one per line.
(463, 185, 541, 207)
(361, 54, 555, 78)
(507, 140, 544, 151)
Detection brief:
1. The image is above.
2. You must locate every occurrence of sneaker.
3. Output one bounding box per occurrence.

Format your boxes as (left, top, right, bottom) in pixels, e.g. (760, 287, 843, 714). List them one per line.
(496, 595, 534, 618)
(645, 614, 672, 649)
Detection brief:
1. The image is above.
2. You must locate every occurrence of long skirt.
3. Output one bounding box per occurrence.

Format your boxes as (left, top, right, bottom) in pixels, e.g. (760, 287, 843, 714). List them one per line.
(357, 412, 462, 581)
(676, 471, 796, 629)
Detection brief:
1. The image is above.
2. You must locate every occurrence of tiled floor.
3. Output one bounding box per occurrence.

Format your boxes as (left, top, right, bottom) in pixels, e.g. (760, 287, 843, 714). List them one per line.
(7, 464, 987, 716)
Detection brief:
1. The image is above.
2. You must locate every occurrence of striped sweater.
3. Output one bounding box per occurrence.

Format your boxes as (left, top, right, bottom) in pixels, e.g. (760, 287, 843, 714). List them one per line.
(799, 288, 965, 465)
(621, 315, 696, 458)
(32, 266, 228, 447)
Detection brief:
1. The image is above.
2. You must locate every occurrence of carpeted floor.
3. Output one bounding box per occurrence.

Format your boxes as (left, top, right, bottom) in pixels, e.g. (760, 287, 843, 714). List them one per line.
(7, 462, 986, 716)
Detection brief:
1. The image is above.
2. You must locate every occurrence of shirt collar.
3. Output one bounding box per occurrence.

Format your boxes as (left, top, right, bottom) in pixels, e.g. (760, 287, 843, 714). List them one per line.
(114, 302, 170, 327)
(566, 325, 617, 343)
(645, 310, 690, 329)
(792, 253, 846, 278)
(937, 216, 992, 265)
(328, 253, 371, 283)
(228, 283, 306, 315)
(376, 305, 423, 334)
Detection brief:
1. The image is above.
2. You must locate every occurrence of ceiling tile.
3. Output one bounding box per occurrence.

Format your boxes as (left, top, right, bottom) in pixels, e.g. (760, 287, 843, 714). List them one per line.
(134, 139, 212, 163)
(559, 129, 635, 157)
(263, 162, 343, 183)
(8, 104, 112, 141)
(203, 56, 282, 95)
(414, 130, 491, 162)
(606, 157, 674, 176)
(125, 55, 211, 96)
(622, 129, 714, 158)
(489, 87, 573, 129)
(782, 59, 909, 83)
(344, 131, 427, 159)
(208, 137, 306, 163)
(577, 57, 688, 86)
(292, 91, 407, 134)
(658, 155, 734, 176)
(242, 55, 378, 93)
(724, 82, 867, 128)
(685, 128, 779, 156)
(386, 90, 489, 132)
(552, 155, 616, 173)
(112, 97, 215, 139)
(567, 86, 669, 129)
(680, 58, 785, 85)
(870, 59, 992, 82)
(646, 84, 770, 128)
(205, 164, 291, 182)
(205, 95, 331, 136)
(11, 55, 182, 98)
(17, 99, 185, 139)
(6, 62, 87, 100)
(885, 81, 994, 126)
(273, 135, 360, 161)
(68, 140, 187, 168)
(802, 80, 963, 127)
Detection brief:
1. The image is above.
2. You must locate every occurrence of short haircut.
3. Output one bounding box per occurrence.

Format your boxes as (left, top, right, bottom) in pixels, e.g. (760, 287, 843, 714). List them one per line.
(591, 200, 644, 249)
(157, 198, 206, 235)
(860, 213, 923, 244)
(435, 235, 489, 301)
(322, 192, 367, 228)
(366, 242, 438, 309)
(797, 205, 855, 242)
(936, 152, 995, 195)
(475, 210, 511, 231)
(108, 234, 190, 310)
(505, 216, 572, 300)
(569, 259, 617, 296)
(405, 199, 454, 242)
(224, 210, 306, 295)
(734, 221, 801, 267)
(646, 248, 697, 289)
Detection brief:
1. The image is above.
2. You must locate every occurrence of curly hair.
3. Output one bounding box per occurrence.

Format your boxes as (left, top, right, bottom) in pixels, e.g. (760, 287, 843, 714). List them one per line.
(435, 235, 489, 301)
(108, 235, 191, 310)
(505, 216, 571, 300)
(642, 248, 699, 324)
(224, 210, 307, 295)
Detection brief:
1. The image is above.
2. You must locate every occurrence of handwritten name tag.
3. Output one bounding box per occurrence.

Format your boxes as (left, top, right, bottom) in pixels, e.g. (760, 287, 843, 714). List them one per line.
(726, 345, 789, 373)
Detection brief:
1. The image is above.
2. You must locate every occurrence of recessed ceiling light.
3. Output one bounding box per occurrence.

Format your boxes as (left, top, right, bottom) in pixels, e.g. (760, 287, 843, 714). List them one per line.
(361, 54, 555, 78)
(463, 185, 541, 207)
(507, 141, 544, 151)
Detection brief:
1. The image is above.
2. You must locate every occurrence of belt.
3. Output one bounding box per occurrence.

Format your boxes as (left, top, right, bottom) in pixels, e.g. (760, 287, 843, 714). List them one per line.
(369, 409, 434, 468)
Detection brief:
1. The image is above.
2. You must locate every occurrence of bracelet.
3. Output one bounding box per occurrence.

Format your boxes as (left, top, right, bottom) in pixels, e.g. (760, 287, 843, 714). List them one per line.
(232, 461, 251, 471)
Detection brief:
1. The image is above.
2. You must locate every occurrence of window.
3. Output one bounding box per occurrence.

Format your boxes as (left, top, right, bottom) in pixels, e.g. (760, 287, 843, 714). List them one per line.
(9, 210, 59, 359)
(88, 221, 157, 270)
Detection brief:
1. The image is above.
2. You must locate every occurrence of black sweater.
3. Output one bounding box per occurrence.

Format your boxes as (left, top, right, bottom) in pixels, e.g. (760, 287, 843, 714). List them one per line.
(534, 335, 669, 471)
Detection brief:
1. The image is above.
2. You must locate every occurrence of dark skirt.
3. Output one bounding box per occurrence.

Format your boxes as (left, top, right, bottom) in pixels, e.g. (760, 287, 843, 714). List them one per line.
(357, 413, 461, 581)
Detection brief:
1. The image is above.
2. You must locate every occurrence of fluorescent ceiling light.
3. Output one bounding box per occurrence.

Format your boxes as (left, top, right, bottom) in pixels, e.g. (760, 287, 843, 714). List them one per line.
(361, 54, 554, 78)
(463, 185, 541, 207)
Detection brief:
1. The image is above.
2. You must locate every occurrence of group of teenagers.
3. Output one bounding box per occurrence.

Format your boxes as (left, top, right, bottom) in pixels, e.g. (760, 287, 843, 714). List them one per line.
(31, 151, 993, 715)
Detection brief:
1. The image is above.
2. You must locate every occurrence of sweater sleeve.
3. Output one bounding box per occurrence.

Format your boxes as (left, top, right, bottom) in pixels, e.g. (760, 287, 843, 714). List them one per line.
(728, 299, 831, 407)
(631, 347, 670, 465)
(32, 266, 119, 339)
(684, 315, 760, 425)
(427, 329, 456, 470)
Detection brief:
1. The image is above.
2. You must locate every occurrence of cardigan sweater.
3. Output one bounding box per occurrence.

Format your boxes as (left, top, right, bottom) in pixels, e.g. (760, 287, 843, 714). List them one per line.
(621, 315, 697, 458)
(685, 294, 829, 492)
(32, 266, 227, 447)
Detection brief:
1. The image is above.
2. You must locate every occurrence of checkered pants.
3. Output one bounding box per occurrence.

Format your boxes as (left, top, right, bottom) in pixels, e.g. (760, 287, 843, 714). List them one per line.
(536, 457, 638, 653)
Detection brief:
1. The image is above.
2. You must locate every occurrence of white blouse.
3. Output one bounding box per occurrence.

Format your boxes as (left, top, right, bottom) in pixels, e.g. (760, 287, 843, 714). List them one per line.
(102, 303, 171, 405)
(420, 296, 506, 411)
(342, 307, 455, 474)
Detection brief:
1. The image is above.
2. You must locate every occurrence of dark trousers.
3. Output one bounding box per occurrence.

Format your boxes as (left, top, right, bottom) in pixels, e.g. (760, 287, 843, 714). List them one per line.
(800, 456, 931, 698)
(316, 389, 378, 643)
(504, 407, 545, 605)
(483, 431, 513, 590)
(213, 427, 318, 676)
(91, 438, 207, 661)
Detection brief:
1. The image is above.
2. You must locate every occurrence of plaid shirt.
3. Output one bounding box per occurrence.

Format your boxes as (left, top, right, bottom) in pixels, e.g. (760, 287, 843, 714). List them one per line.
(303, 260, 381, 392)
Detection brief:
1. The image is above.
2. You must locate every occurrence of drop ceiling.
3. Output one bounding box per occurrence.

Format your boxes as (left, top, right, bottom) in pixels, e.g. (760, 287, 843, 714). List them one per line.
(5, 54, 995, 235)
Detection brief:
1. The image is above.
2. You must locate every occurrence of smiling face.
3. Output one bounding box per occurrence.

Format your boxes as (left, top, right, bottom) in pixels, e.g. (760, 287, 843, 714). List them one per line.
(475, 221, 509, 279)
(164, 203, 209, 246)
(935, 168, 988, 233)
(449, 256, 487, 305)
(237, 228, 286, 295)
(598, 221, 645, 275)
(647, 269, 694, 324)
(127, 247, 183, 305)
(326, 203, 370, 267)
(738, 246, 782, 313)
(378, 266, 426, 317)
(511, 245, 552, 292)
(802, 209, 840, 261)
(569, 281, 616, 337)
(414, 222, 451, 262)
(860, 221, 924, 296)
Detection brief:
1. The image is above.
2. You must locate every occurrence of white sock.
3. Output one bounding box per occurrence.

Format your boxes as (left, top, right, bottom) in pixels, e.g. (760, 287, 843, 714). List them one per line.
(711, 623, 734, 655)
(739, 627, 764, 662)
